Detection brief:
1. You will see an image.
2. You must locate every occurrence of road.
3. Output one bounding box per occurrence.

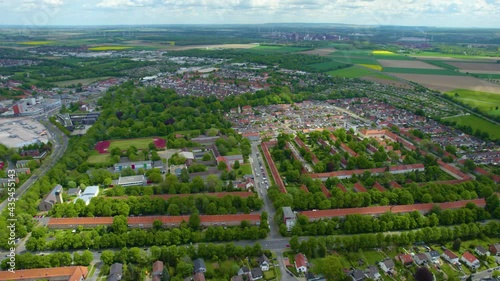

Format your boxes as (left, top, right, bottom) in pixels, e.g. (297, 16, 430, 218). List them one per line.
(0, 113, 68, 213)
(469, 266, 500, 281)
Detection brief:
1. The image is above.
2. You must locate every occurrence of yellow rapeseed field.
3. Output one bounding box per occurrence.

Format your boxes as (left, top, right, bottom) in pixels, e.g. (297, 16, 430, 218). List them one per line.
(360, 64, 383, 71)
(88, 46, 132, 51)
(20, 41, 54, 45)
(372, 50, 394, 55)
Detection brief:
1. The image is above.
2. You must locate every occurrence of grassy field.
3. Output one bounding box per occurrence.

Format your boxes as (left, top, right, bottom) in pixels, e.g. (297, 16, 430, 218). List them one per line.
(330, 56, 380, 65)
(372, 50, 394, 55)
(87, 154, 110, 164)
(328, 65, 379, 78)
(383, 67, 464, 76)
(20, 41, 55, 45)
(247, 45, 309, 54)
(411, 52, 500, 60)
(360, 64, 383, 71)
(421, 60, 459, 70)
(238, 163, 253, 175)
(308, 60, 351, 72)
(445, 89, 500, 116)
(226, 147, 242, 156)
(88, 45, 133, 51)
(53, 76, 111, 87)
(471, 73, 500, 79)
(109, 138, 155, 150)
(446, 115, 500, 139)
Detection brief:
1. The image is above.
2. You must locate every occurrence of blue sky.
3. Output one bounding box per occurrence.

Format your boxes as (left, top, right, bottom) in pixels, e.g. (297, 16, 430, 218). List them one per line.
(0, 0, 499, 27)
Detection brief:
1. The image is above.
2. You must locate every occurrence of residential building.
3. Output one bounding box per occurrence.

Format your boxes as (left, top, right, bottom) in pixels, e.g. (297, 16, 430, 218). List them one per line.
(489, 243, 500, 256)
(295, 253, 308, 273)
(414, 253, 429, 265)
(152, 261, 164, 281)
(15, 159, 30, 168)
(475, 245, 490, 257)
(258, 254, 270, 271)
(117, 175, 146, 187)
(194, 258, 206, 273)
(442, 249, 459, 264)
(378, 258, 395, 274)
(283, 206, 296, 231)
(67, 188, 81, 197)
(194, 272, 205, 281)
(74, 185, 99, 205)
(108, 263, 123, 281)
(350, 269, 365, 281)
(0, 266, 88, 281)
(425, 250, 440, 262)
(38, 184, 63, 211)
(251, 268, 263, 280)
(0, 177, 19, 188)
(305, 272, 326, 281)
(237, 266, 250, 276)
(397, 254, 413, 266)
(364, 266, 381, 280)
(461, 252, 480, 269)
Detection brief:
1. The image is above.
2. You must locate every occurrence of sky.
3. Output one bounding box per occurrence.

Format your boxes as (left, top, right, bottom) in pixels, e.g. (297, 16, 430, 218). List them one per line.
(0, 0, 499, 28)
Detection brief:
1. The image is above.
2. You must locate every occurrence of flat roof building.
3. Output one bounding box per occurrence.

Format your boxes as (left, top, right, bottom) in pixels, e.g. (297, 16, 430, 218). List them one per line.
(118, 175, 146, 187)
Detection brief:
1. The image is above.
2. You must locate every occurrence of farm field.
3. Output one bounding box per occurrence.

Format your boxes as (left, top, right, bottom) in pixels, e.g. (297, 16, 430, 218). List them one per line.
(308, 60, 351, 72)
(411, 52, 500, 60)
(329, 56, 381, 65)
(378, 59, 442, 69)
(328, 65, 379, 78)
(88, 45, 133, 51)
(20, 41, 55, 45)
(445, 89, 500, 116)
(299, 48, 336, 56)
(383, 67, 463, 76)
(391, 73, 500, 93)
(445, 114, 500, 139)
(237, 45, 307, 53)
(53, 76, 111, 87)
(446, 61, 500, 74)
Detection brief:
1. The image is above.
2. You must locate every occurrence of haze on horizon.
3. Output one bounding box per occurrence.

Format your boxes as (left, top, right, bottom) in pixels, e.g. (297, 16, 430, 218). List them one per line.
(0, 0, 499, 28)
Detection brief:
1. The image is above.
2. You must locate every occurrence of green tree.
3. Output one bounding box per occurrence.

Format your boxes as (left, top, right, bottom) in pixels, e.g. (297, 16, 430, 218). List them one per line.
(312, 255, 346, 281)
(188, 213, 201, 231)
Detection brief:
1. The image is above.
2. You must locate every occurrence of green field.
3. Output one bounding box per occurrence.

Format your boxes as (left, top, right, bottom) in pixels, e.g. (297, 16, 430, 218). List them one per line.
(109, 138, 156, 150)
(87, 154, 110, 164)
(247, 45, 310, 54)
(329, 56, 381, 65)
(308, 60, 352, 72)
(411, 51, 499, 60)
(383, 67, 464, 76)
(226, 147, 242, 156)
(446, 115, 500, 139)
(470, 73, 500, 79)
(53, 76, 111, 87)
(421, 60, 459, 70)
(238, 163, 253, 175)
(373, 54, 414, 60)
(446, 89, 500, 116)
(328, 65, 379, 78)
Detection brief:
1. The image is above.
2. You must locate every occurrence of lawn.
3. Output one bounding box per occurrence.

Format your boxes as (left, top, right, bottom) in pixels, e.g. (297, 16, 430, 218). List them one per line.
(53, 77, 111, 87)
(263, 270, 276, 280)
(226, 147, 242, 156)
(445, 89, 500, 116)
(446, 114, 500, 139)
(328, 65, 379, 78)
(238, 163, 253, 175)
(87, 154, 110, 164)
(109, 138, 156, 151)
(88, 264, 96, 277)
(383, 67, 464, 75)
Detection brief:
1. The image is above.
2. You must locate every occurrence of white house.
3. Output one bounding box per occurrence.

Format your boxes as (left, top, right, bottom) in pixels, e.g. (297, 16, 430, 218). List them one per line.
(74, 185, 99, 205)
(442, 249, 459, 264)
(258, 254, 270, 271)
(461, 252, 480, 269)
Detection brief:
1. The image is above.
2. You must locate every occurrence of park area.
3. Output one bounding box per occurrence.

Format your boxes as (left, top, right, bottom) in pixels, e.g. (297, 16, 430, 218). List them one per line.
(445, 89, 500, 116)
(94, 137, 166, 154)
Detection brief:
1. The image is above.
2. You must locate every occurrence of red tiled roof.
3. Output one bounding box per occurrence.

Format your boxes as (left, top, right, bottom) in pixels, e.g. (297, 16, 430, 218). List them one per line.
(390, 181, 402, 189)
(295, 253, 307, 268)
(48, 214, 261, 228)
(300, 185, 310, 193)
(320, 184, 332, 198)
(388, 163, 424, 172)
(301, 198, 486, 219)
(462, 252, 478, 263)
(353, 182, 367, 193)
(398, 254, 413, 264)
(443, 249, 458, 259)
(262, 142, 287, 193)
(336, 183, 347, 193)
(373, 182, 386, 192)
(0, 266, 88, 281)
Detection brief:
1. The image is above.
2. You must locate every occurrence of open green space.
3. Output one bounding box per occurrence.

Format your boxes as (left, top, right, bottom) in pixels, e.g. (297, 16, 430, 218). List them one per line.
(470, 73, 500, 79)
(238, 163, 253, 175)
(445, 89, 500, 116)
(328, 65, 379, 78)
(411, 52, 500, 60)
(226, 147, 242, 156)
(446, 114, 500, 139)
(383, 67, 464, 75)
(87, 154, 110, 164)
(373, 54, 415, 60)
(308, 60, 352, 72)
(247, 45, 310, 54)
(53, 76, 111, 87)
(109, 138, 156, 150)
(329, 56, 381, 65)
(421, 60, 459, 70)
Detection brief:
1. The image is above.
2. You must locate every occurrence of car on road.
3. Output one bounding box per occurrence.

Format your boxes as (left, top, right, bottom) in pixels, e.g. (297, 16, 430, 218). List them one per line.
(286, 244, 290, 247)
